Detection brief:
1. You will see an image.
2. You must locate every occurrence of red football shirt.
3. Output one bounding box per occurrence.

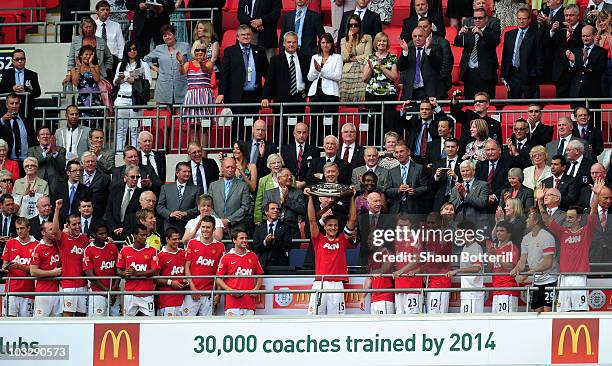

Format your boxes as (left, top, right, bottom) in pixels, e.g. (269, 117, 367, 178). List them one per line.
(368, 248, 394, 303)
(491, 242, 520, 296)
(394, 239, 424, 291)
(216, 249, 264, 310)
(57, 232, 89, 288)
(117, 245, 159, 297)
(548, 215, 594, 273)
(82, 242, 118, 292)
(2, 236, 38, 297)
(312, 233, 353, 282)
(423, 238, 452, 289)
(157, 247, 186, 308)
(185, 239, 225, 291)
(31, 240, 61, 293)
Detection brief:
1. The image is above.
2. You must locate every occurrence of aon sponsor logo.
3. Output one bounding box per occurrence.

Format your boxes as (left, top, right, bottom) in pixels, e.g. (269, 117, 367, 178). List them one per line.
(235, 267, 253, 276)
(70, 245, 84, 255)
(130, 263, 148, 272)
(170, 266, 184, 275)
(50, 254, 60, 265)
(322, 243, 340, 250)
(196, 257, 216, 267)
(100, 261, 115, 270)
(13, 255, 31, 265)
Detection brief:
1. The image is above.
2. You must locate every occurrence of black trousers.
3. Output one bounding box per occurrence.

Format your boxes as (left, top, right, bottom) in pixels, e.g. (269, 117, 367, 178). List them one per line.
(463, 68, 496, 100)
(309, 93, 339, 146)
(230, 90, 261, 141)
(507, 67, 540, 99)
(366, 92, 398, 147)
(60, 0, 90, 43)
(134, 17, 167, 57)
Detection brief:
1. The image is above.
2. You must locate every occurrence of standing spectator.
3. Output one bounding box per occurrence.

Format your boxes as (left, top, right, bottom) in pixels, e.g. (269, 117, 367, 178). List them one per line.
(450, 160, 489, 226)
(237, 0, 282, 59)
(111, 146, 163, 194)
(427, 116, 455, 163)
(186, 142, 219, 195)
(572, 106, 604, 159)
(402, 98, 446, 165)
(462, 120, 489, 163)
(216, 25, 269, 141)
(545, 117, 587, 161)
(108, 0, 130, 36)
(280, 122, 320, 184)
(59, 0, 91, 43)
(338, 0, 382, 44)
(385, 141, 429, 214)
(0, 94, 34, 175)
(179, 40, 214, 147)
(0, 140, 20, 180)
(55, 105, 91, 162)
(106, 166, 144, 240)
(500, 7, 544, 99)
(503, 118, 534, 170)
(208, 157, 252, 233)
(337, 123, 365, 171)
(28, 126, 66, 192)
(262, 168, 306, 239)
(154, 228, 187, 316)
(475, 140, 512, 212)
(0, 49, 41, 119)
(340, 15, 372, 103)
(446, 0, 473, 28)
(95, 0, 125, 83)
(54, 161, 92, 225)
(330, 0, 357, 41)
(451, 91, 503, 154)
(193, 21, 221, 81)
(308, 33, 343, 143)
(280, 0, 325, 58)
(64, 17, 114, 83)
(584, 0, 612, 26)
(454, 8, 501, 99)
(431, 137, 462, 212)
(487, 220, 520, 313)
(70, 46, 103, 127)
(114, 41, 153, 150)
(81, 151, 111, 219)
(13, 158, 49, 219)
(542, 155, 577, 210)
(595, 11, 612, 96)
(254, 154, 288, 225)
(126, 0, 175, 57)
(546, 5, 582, 98)
(143, 24, 190, 105)
(522, 146, 552, 191)
(246, 120, 279, 178)
(526, 104, 553, 148)
(568, 25, 608, 107)
(191, 0, 225, 46)
(400, 0, 445, 40)
(566, 140, 593, 191)
(88, 128, 115, 175)
(397, 28, 443, 102)
(252, 201, 293, 267)
(415, 18, 453, 98)
(156, 162, 199, 236)
(169, 0, 187, 43)
(138, 131, 166, 183)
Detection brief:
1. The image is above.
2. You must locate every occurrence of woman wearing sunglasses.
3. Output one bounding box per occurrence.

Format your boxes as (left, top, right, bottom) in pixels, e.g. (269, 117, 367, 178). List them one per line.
(340, 15, 372, 103)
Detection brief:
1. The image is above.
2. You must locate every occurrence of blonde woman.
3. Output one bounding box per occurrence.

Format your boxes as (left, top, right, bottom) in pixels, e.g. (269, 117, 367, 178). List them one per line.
(13, 157, 49, 218)
(522, 145, 552, 190)
(193, 21, 220, 80)
(494, 197, 526, 245)
(463, 119, 490, 162)
(378, 131, 400, 169)
(253, 154, 295, 224)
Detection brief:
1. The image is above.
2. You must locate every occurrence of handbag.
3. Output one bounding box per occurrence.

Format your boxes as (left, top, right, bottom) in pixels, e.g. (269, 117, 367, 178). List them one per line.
(132, 77, 151, 108)
(97, 78, 115, 116)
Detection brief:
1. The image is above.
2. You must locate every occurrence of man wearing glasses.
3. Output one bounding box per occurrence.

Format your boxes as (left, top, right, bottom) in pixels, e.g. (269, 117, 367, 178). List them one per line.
(0, 50, 41, 119)
(503, 118, 534, 169)
(106, 165, 144, 240)
(526, 103, 553, 147)
(450, 91, 502, 155)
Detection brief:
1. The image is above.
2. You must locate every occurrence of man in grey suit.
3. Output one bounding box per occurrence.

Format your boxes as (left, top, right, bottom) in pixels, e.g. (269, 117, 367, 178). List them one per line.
(545, 117, 589, 162)
(27, 126, 66, 192)
(385, 140, 429, 214)
(88, 128, 114, 175)
(208, 157, 252, 233)
(536, 187, 566, 225)
(262, 168, 306, 239)
(156, 162, 199, 236)
(351, 146, 389, 192)
(55, 105, 90, 162)
(450, 160, 488, 226)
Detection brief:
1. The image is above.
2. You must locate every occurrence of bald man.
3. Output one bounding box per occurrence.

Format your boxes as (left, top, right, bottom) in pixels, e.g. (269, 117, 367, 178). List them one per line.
(567, 25, 608, 107)
(305, 135, 351, 185)
(281, 122, 321, 183)
(356, 191, 391, 265)
(590, 185, 612, 266)
(246, 119, 279, 177)
(577, 163, 607, 209)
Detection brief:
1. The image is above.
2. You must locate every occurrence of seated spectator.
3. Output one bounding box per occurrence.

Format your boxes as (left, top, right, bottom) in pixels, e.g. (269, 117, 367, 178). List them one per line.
(475, 139, 511, 213)
(566, 140, 593, 191)
(254, 154, 293, 225)
(138, 131, 166, 182)
(78, 198, 101, 236)
(143, 24, 190, 105)
(28, 195, 50, 240)
(0, 194, 18, 241)
(451, 91, 502, 154)
(352, 146, 389, 192)
(209, 157, 252, 233)
(252, 201, 293, 268)
(124, 209, 162, 251)
(55, 105, 91, 162)
(338, 0, 382, 44)
(337, 123, 365, 171)
(0, 139, 19, 180)
(114, 41, 152, 149)
(537, 187, 566, 225)
(246, 119, 279, 177)
(340, 15, 372, 103)
(400, 0, 445, 40)
(500, 167, 534, 211)
(81, 151, 111, 218)
(27, 126, 66, 192)
(0, 93, 33, 175)
(280, 0, 324, 58)
(378, 131, 400, 170)
(462, 120, 489, 163)
(542, 155, 578, 210)
(186, 142, 219, 195)
(94, 1, 125, 82)
(545, 117, 590, 162)
(503, 118, 534, 169)
(156, 162, 199, 236)
(402, 98, 447, 165)
(64, 16, 113, 84)
(88, 128, 115, 175)
(182, 194, 224, 242)
(13, 157, 49, 218)
(526, 104, 553, 148)
(193, 21, 220, 80)
(106, 165, 144, 240)
(0, 49, 41, 119)
(431, 137, 462, 212)
(306, 135, 351, 185)
(572, 106, 604, 159)
(262, 168, 306, 239)
(522, 146, 552, 191)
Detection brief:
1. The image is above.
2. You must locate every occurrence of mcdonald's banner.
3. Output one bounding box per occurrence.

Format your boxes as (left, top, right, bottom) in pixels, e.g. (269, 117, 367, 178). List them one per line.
(2, 315, 612, 365)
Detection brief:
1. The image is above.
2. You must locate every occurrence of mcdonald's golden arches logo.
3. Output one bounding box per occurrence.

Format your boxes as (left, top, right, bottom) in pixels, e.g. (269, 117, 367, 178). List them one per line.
(93, 323, 140, 366)
(551, 318, 599, 364)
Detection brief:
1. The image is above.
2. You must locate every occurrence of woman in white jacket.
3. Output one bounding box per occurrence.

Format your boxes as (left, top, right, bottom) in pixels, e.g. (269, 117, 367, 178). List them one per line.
(307, 33, 343, 144)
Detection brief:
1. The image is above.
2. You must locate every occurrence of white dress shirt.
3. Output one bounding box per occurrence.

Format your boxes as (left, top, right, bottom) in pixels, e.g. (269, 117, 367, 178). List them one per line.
(113, 60, 152, 97)
(95, 18, 125, 57)
(141, 150, 159, 176)
(190, 160, 208, 193)
(307, 53, 343, 97)
(285, 51, 305, 91)
(340, 143, 355, 163)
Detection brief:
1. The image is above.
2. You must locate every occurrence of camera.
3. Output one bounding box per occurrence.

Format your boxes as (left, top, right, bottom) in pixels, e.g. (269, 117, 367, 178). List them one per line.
(11, 112, 18, 117)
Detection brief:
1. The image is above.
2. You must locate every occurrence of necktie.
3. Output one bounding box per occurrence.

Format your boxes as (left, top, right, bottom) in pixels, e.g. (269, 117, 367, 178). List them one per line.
(465, 182, 471, 194)
(242, 47, 250, 71)
(580, 127, 586, 139)
(251, 141, 260, 164)
(289, 55, 298, 95)
(445, 160, 454, 196)
(177, 184, 183, 201)
(3, 217, 8, 236)
(601, 209, 607, 230)
(120, 188, 132, 222)
(370, 214, 378, 229)
(68, 184, 76, 215)
(568, 161, 578, 177)
(557, 138, 566, 156)
(548, 208, 553, 215)
(414, 47, 423, 85)
(84, 173, 92, 187)
(554, 177, 560, 188)
(297, 144, 303, 171)
(441, 140, 447, 159)
(195, 163, 205, 193)
(517, 142, 523, 151)
(12, 119, 21, 158)
(419, 122, 428, 156)
(469, 33, 479, 65)
(566, 29, 571, 43)
(101, 22, 107, 40)
(327, 158, 332, 163)
(224, 180, 232, 216)
(488, 162, 496, 192)
(343, 146, 350, 161)
(27, 197, 36, 216)
(16, 70, 23, 85)
(83, 218, 89, 233)
(356, 9, 363, 19)
(145, 153, 151, 166)
(401, 165, 408, 184)
(295, 10, 302, 44)
(268, 222, 274, 235)
(512, 30, 524, 68)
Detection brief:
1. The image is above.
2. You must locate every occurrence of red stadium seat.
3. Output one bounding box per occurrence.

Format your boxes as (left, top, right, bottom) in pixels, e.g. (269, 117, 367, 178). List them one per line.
(601, 104, 612, 147)
(142, 109, 171, 150)
(445, 26, 457, 45)
(220, 29, 237, 57)
(539, 84, 556, 99)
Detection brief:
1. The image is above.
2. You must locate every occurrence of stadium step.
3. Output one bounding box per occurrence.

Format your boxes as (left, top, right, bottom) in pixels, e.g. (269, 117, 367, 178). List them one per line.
(24, 11, 59, 43)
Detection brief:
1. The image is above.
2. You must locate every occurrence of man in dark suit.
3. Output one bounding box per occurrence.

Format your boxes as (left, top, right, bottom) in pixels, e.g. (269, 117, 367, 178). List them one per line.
(545, 117, 589, 162)
(279, 0, 324, 58)
(450, 92, 503, 155)
(572, 106, 604, 159)
(28, 196, 52, 240)
(588, 185, 612, 268)
(306, 135, 351, 185)
(397, 27, 443, 101)
(261, 31, 311, 143)
(81, 151, 110, 219)
(27, 126, 66, 193)
(385, 141, 429, 214)
(500, 8, 544, 99)
(402, 98, 447, 165)
(431, 137, 462, 212)
(77, 198, 101, 236)
(566, 139, 593, 191)
(337, 0, 382, 46)
(503, 118, 535, 169)
(355, 191, 392, 265)
(400, 0, 445, 41)
(54, 160, 92, 225)
(583, 0, 612, 26)
(246, 119, 279, 177)
(415, 17, 453, 98)
(106, 165, 144, 240)
(156, 162, 199, 236)
(280, 122, 320, 184)
(579, 163, 606, 209)
(463, 0, 501, 34)
(426, 116, 454, 164)
(475, 140, 510, 212)
(111, 146, 162, 194)
(0, 49, 41, 119)
(238, 0, 282, 58)
(567, 25, 607, 107)
(252, 201, 293, 268)
(125, 0, 174, 56)
(0, 194, 19, 245)
(454, 8, 501, 99)
(337, 123, 365, 171)
(546, 4, 583, 97)
(138, 130, 166, 183)
(1, 93, 35, 175)
(186, 142, 219, 195)
(216, 25, 269, 141)
(526, 104, 554, 147)
(542, 155, 578, 210)
(262, 168, 306, 239)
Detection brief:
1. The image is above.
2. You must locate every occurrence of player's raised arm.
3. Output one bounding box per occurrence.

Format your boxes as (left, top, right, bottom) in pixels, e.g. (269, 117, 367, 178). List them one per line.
(590, 178, 605, 216)
(304, 188, 320, 239)
(52, 199, 63, 235)
(344, 188, 358, 237)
